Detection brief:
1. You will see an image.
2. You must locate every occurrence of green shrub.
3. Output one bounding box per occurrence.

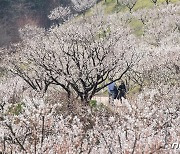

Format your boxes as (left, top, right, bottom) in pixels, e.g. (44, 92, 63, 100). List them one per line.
(8, 103, 23, 116)
(89, 100, 97, 107)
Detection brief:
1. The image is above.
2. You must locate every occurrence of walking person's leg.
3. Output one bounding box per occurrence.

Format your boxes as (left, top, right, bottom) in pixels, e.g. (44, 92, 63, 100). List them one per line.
(111, 91, 115, 105)
(109, 90, 115, 105)
(119, 92, 123, 103)
(108, 92, 112, 104)
(122, 90, 126, 99)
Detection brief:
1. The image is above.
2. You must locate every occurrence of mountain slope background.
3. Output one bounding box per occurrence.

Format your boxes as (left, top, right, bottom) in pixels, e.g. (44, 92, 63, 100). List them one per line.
(0, 0, 179, 46)
(0, 0, 71, 46)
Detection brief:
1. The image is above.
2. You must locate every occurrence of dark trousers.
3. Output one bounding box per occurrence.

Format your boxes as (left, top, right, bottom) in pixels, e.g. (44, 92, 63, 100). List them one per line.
(117, 90, 126, 101)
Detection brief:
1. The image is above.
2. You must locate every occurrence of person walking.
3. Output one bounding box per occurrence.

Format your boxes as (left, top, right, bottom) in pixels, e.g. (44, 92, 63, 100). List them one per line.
(108, 80, 118, 105)
(117, 80, 126, 102)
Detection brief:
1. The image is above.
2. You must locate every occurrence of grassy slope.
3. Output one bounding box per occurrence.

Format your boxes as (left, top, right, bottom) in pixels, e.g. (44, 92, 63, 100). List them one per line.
(103, 0, 179, 12)
(97, 0, 179, 36)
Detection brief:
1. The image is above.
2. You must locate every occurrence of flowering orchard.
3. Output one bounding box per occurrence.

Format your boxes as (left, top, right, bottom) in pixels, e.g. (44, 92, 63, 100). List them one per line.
(0, 77, 179, 153)
(0, 1, 180, 153)
(8, 13, 141, 103)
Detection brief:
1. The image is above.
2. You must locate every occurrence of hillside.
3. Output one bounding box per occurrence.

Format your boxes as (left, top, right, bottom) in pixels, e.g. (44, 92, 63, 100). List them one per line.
(0, 0, 71, 46)
(0, 0, 179, 47)
(0, 0, 180, 153)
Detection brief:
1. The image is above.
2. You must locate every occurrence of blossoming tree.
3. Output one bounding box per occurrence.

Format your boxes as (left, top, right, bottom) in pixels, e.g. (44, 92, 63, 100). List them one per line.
(9, 11, 141, 103)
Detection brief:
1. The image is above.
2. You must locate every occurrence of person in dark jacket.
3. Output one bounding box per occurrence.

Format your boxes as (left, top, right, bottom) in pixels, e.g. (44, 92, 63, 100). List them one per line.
(117, 80, 126, 102)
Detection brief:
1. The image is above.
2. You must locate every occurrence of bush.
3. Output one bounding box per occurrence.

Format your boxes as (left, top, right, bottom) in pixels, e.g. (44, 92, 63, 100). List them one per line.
(89, 99, 97, 107)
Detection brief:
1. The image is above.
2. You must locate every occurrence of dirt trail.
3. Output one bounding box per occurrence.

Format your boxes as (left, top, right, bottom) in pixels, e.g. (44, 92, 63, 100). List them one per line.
(92, 96, 133, 113)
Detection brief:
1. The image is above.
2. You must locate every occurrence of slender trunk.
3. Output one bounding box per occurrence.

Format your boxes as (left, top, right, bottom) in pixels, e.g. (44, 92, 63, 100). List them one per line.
(129, 7, 133, 13)
(67, 90, 71, 108)
(34, 139, 37, 154)
(41, 116, 45, 148)
(3, 136, 6, 153)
